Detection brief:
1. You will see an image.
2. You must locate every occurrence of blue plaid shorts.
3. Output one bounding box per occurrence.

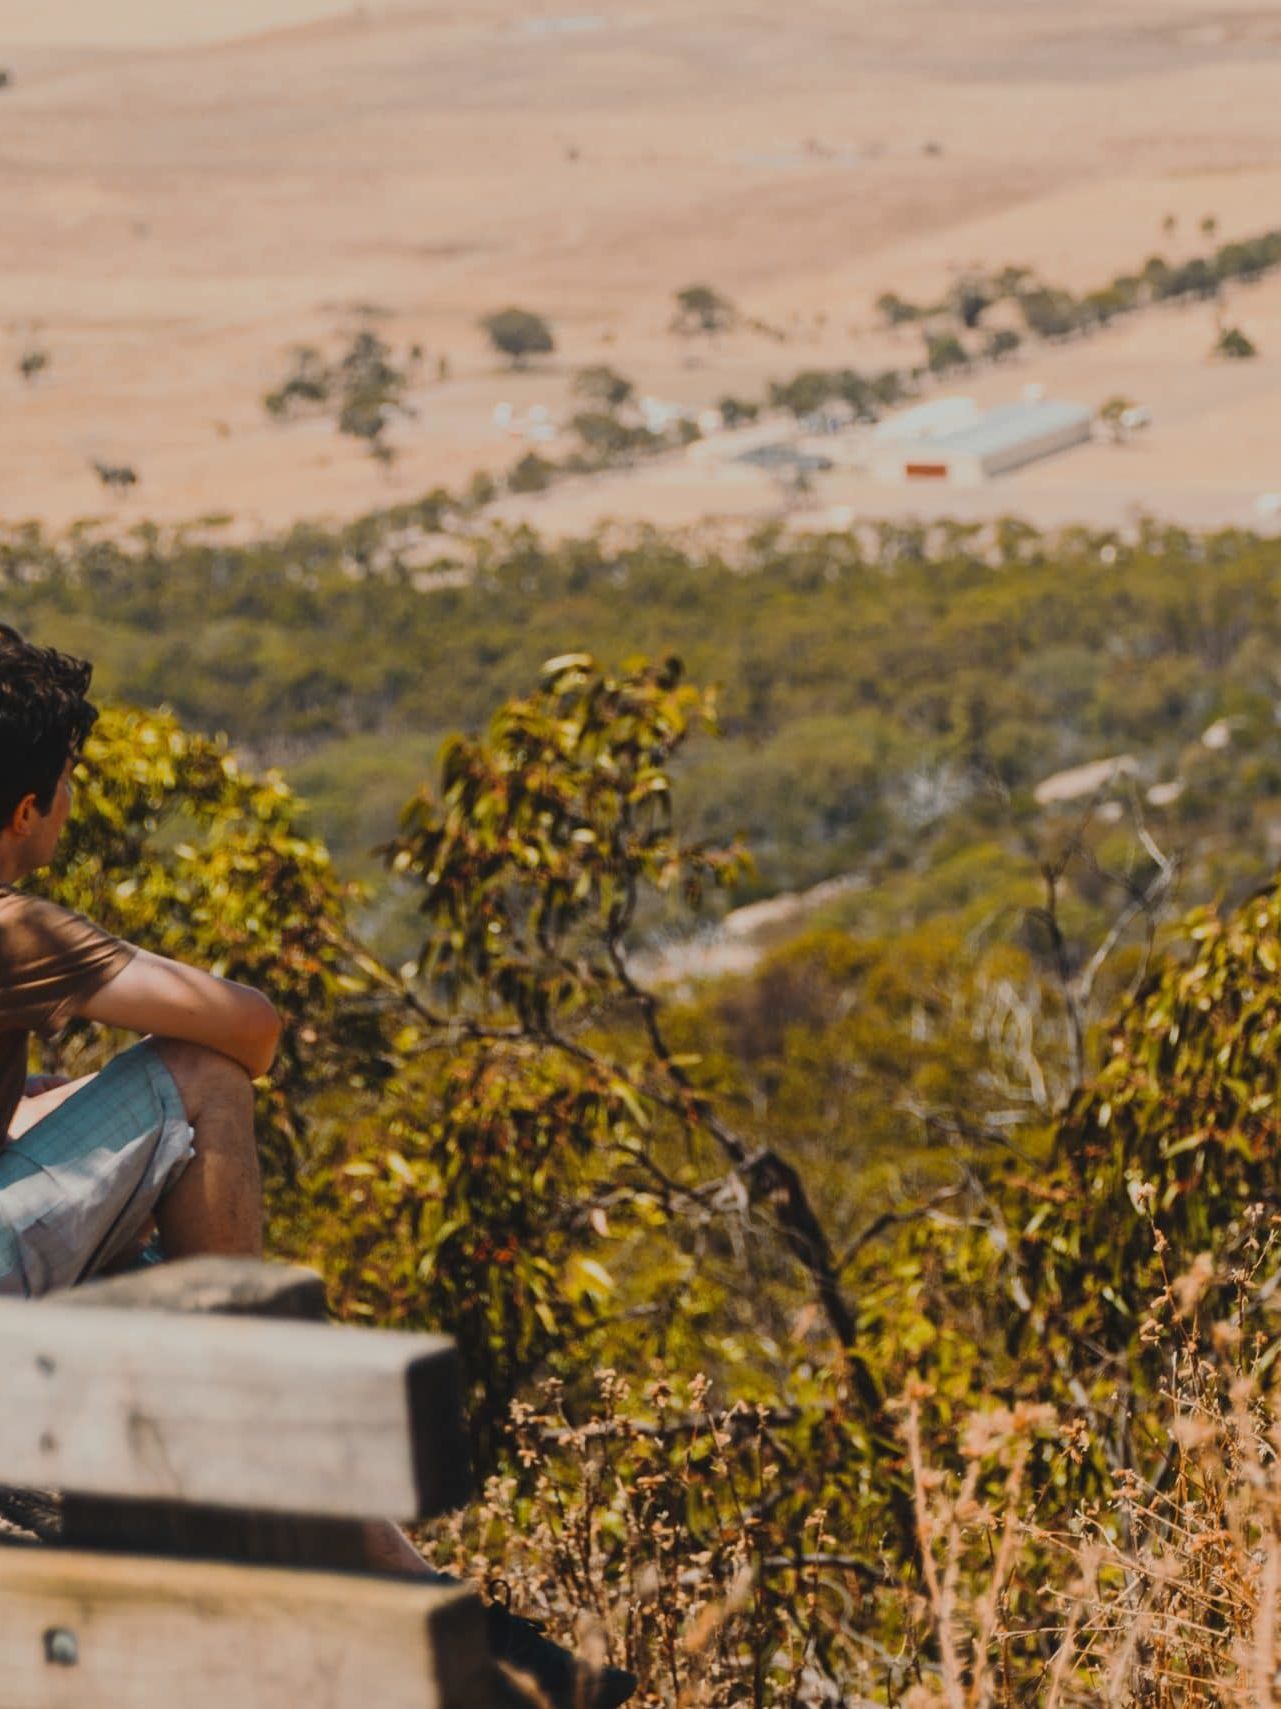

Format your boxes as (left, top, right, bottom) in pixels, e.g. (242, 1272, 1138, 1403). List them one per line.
(0, 1042, 194, 1298)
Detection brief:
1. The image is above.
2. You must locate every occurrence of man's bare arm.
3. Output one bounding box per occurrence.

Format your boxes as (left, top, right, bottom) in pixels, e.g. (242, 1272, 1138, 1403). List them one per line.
(78, 949, 282, 1079)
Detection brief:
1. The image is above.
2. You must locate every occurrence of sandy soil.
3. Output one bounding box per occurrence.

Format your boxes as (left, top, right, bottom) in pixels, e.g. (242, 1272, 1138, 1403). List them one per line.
(2, 0, 1280, 536)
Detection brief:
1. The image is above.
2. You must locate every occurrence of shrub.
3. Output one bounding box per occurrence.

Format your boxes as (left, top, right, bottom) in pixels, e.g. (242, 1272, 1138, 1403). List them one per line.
(1214, 324, 1258, 360)
(983, 327, 1021, 362)
(91, 460, 139, 492)
(482, 308, 555, 366)
(717, 395, 759, 428)
(263, 345, 331, 418)
(571, 411, 658, 462)
(264, 331, 416, 461)
(950, 279, 991, 329)
(925, 332, 968, 374)
(671, 285, 736, 337)
(876, 290, 920, 326)
(1019, 287, 1081, 339)
(1098, 394, 1138, 443)
(507, 451, 557, 493)
(17, 348, 49, 383)
(572, 364, 635, 410)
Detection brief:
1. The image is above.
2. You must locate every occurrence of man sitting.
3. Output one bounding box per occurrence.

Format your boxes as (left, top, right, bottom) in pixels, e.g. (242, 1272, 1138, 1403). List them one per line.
(0, 624, 634, 1709)
(0, 625, 272, 1296)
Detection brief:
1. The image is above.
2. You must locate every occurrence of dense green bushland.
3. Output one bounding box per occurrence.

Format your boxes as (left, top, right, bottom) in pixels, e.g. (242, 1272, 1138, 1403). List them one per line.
(34, 649, 1281, 1703)
(5, 517, 1281, 928)
(14, 510, 1281, 1702)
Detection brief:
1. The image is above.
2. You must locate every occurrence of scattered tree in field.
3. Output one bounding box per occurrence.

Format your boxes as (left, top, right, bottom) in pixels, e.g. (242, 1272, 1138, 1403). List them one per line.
(871, 368, 909, 407)
(507, 451, 556, 493)
(572, 364, 634, 410)
(1215, 232, 1281, 282)
(866, 225, 1281, 373)
(991, 264, 1033, 298)
(334, 327, 416, 463)
(572, 410, 662, 465)
(670, 284, 736, 337)
(481, 308, 555, 367)
(463, 470, 498, 511)
(769, 369, 838, 419)
(264, 330, 417, 462)
(1081, 284, 1133, 325)
(767, 367, 883, 422)
(1214, 324, 1258, 360)
(949, 278, 991, 330)
(263, 345, 332, 418)
(718, 394, 759, 428)
(983, 327, 1021, 362)
(1162, 212, 1178, 238)
(0, 70, 11, 91)
(1098, 395, 1142, 443)
(1168, 257, 1219, 300)
(881, 287, 929, 323)
(925, 332, 968, 375)
(1019, 286, 1080, 339)
(17, 347, 49, 383)
(875, 291, 919, 327)
(92, 460, 139, 493)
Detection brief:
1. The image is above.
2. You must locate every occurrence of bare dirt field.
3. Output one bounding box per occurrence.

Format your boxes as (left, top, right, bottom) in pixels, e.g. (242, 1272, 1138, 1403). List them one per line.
(2, 0, 1280, 536)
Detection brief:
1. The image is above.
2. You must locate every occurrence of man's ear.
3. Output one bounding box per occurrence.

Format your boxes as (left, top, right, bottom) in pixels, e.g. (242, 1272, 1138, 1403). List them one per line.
(4, 793, 40, 841)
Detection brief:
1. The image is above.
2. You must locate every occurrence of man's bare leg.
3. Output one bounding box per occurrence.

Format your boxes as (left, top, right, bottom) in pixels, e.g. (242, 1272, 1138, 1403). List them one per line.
(7, 1073, 96, 1138)
(147, 1038, 263, 1259)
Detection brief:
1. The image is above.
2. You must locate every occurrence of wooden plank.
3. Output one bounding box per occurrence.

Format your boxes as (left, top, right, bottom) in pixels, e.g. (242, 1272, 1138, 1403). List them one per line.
(0, 1298, 470, 1521)
(55, 1259, 369, 1567)
(60, 1257, 328, 1322)
(0, 1543, 504, 1709)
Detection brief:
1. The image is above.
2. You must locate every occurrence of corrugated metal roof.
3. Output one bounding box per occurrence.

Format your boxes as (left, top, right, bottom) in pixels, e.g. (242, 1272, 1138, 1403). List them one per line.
(873, 396, 980, 443)
(735, 443, 834, 472)
(911, 399, 1092, 459)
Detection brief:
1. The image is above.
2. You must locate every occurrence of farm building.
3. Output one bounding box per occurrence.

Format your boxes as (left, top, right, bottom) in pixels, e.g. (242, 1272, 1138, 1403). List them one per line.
(872, 396, 982, 444)
(871, 397, 1092, 486)
(735, 442, 834, 474)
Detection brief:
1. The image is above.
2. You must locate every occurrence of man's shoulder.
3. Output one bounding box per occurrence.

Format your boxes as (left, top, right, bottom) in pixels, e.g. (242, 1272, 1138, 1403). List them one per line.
(0, 887, 132, 961)
(0, 886, 92, 928)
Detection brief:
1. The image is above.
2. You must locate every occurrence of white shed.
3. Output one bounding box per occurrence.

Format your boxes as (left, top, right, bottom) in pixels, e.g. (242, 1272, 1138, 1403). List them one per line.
(872, 398, 1093, 486)
(872, 396, 981, 444)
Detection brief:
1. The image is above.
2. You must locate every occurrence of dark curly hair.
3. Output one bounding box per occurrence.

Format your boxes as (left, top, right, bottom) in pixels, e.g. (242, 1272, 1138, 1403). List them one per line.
(0, 624, 98, 829)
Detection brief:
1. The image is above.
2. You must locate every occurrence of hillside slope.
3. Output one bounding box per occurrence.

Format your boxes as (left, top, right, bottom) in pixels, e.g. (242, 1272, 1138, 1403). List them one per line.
(2, 0, 1280, 530)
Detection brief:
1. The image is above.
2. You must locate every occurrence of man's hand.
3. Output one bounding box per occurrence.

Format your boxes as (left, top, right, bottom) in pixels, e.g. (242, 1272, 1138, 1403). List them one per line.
(79, 949, 282, 1079)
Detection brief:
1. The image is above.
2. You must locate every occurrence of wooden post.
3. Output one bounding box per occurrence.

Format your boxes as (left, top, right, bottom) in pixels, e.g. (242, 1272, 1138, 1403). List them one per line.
(12, 1259, 471, 1570)
(0, 1261, 522, 1707)
(60, 1256, 329, 1322)
(0, 1546, 502, 1709)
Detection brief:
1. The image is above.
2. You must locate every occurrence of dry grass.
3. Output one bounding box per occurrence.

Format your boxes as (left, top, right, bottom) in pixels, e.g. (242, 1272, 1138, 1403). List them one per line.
(420, 1261, 1281, 1707)
(421, 1370, 883, 1707)
(897, 1251, 1281, 1709)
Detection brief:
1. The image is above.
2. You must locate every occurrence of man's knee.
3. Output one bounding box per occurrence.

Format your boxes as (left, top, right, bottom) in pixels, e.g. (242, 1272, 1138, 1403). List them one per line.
(147, 1039, 255, 1126)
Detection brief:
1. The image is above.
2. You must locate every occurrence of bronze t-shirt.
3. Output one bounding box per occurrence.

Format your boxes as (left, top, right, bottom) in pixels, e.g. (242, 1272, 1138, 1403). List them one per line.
(0, 888, 136, 1140)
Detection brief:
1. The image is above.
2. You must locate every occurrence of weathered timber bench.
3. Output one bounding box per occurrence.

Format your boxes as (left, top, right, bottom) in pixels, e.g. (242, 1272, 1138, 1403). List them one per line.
(0, 1257, 516, 1708)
